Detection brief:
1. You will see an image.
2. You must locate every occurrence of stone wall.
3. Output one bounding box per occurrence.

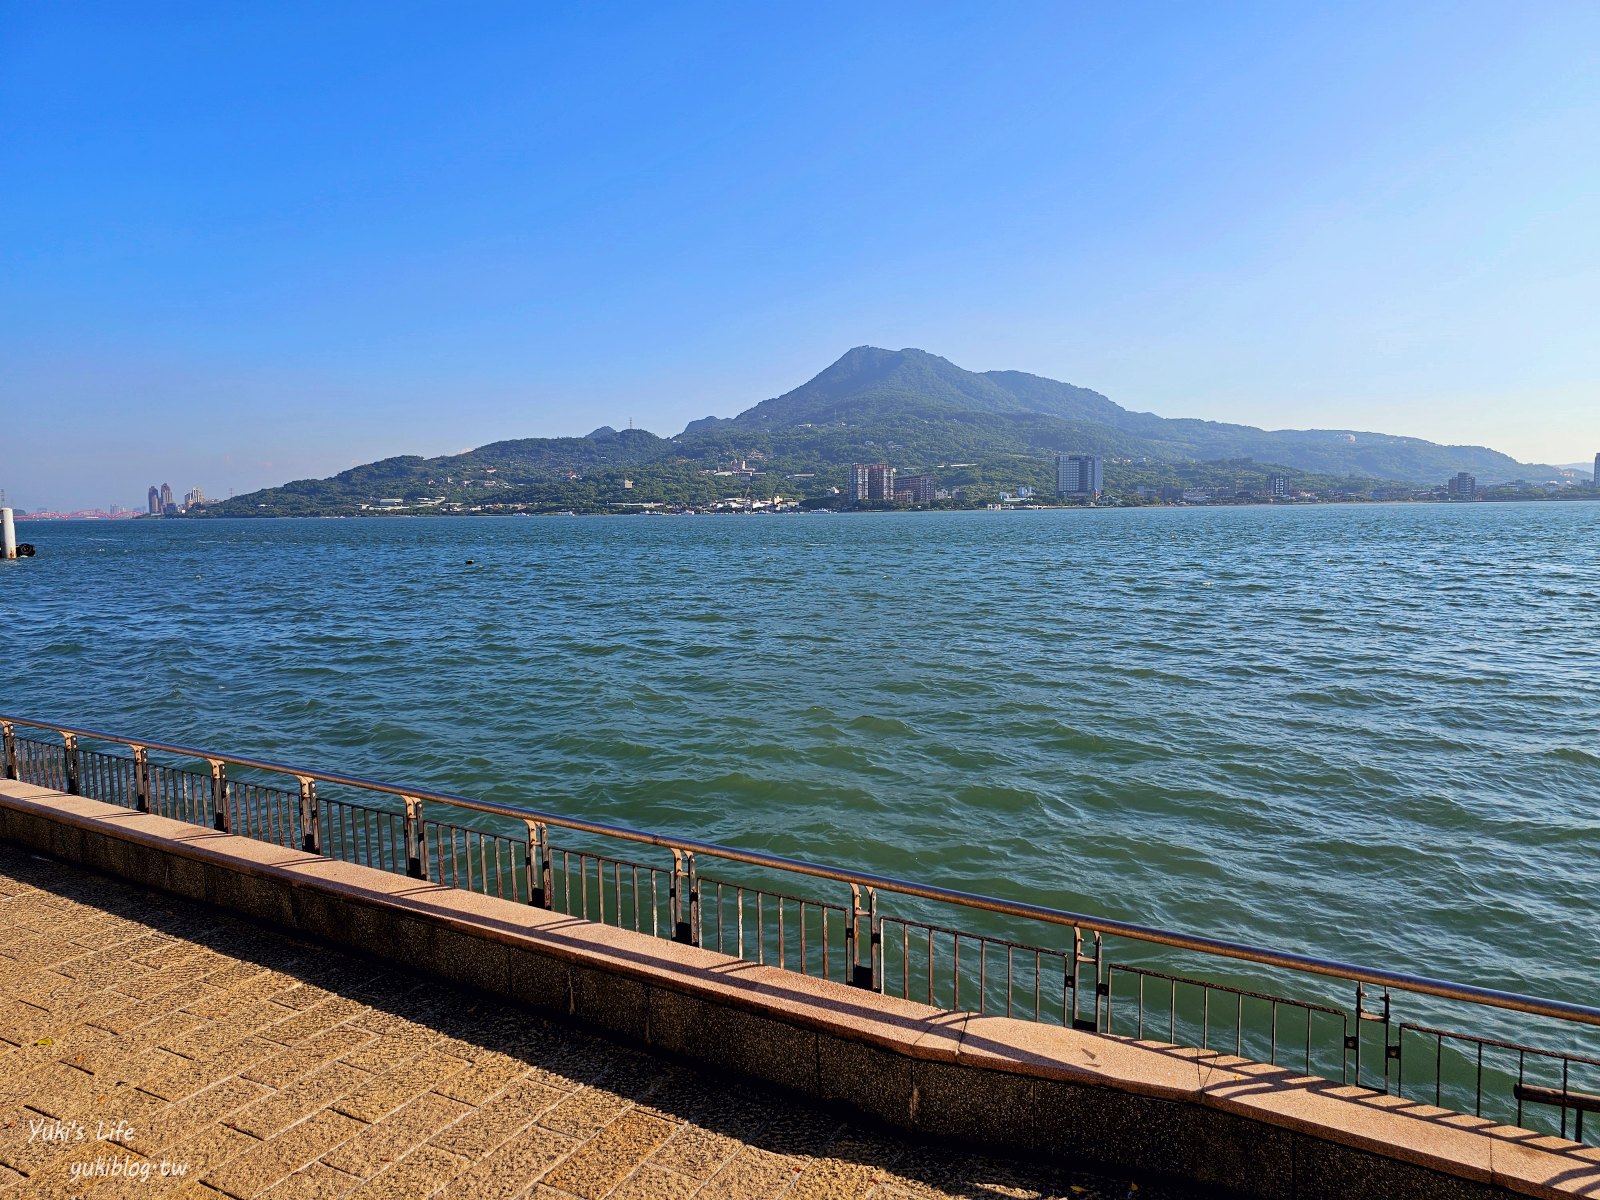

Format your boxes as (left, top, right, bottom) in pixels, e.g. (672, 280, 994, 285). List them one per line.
(3, 779, 1594, 1200)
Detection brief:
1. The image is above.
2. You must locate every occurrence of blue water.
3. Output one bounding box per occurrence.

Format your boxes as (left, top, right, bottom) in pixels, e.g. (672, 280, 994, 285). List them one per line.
(3, 504, 1598, 1010)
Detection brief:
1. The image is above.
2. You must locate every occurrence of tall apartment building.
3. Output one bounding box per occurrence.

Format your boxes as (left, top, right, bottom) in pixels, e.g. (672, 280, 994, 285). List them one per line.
(868, 464, 895, 500)
(1594, 452, 1599, 487)
(898, 472, 935, 504)
(147, 486, 161, 515)
(1269, 474, 1289, 499)
(849, 463, 895, 502)
(1447, 472, 1476, 501)
(1055, 453, 1103, 498)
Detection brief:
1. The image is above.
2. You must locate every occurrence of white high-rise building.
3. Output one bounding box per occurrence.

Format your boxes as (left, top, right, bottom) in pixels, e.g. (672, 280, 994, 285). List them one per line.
(848, 463, 895, 502)
(1055, 453, 1103, 498)
(847, 464, 872, 503)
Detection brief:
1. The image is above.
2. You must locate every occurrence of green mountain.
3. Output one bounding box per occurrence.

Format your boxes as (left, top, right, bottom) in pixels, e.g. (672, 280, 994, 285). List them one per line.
(693, 346, 1551, 480)
(205, 347, 1565, 514)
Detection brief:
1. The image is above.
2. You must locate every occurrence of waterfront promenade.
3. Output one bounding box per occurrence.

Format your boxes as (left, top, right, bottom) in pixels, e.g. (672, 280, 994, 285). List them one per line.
(4, 727, 1600, 1200)
(0, 842, 1175, 1200)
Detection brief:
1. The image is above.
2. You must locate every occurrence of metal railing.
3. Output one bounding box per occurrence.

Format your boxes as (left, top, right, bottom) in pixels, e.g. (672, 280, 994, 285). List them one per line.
(3, 713, 1598, 1145)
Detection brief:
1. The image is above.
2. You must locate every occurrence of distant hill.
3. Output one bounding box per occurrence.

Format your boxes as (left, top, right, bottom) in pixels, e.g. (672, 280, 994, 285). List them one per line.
(690, 346, 1554, 481)
(206, 347, 1568, 514)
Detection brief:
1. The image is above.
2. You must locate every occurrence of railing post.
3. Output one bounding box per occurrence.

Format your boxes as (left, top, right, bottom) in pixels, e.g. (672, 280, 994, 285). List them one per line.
(297, 776, 320, 854)
(207, 758, 229, 832)
(1094, 933, 1109, 1032)
(524, 821, 552, 908)
(62, 732, 80, 795)
(848, 884, 879, 990)
(1, 722, 16, 781)
(1069, 926, 1103, 1032)
(402, 796, 426, 879)
(1381, 991, 1401, 1091)
(670, 849, 699, 946)
(1352, 981, 1394, 1091)
(132, 746, 150, 812)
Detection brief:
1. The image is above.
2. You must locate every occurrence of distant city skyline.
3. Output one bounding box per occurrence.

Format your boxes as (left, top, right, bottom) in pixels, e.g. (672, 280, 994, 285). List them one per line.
(4, 3, 1600, 510)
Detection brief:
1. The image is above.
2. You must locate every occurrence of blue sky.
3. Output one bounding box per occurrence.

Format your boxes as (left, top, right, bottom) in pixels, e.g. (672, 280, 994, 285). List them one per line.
(3, 1, 1598, 510)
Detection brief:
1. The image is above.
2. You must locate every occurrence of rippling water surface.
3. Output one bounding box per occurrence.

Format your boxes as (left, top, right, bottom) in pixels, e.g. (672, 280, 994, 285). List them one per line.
(3, 505, 1597, 1005)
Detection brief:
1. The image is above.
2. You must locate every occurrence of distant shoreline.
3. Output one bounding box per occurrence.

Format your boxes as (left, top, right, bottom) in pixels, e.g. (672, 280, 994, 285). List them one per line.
(17, 494, 1600, 522)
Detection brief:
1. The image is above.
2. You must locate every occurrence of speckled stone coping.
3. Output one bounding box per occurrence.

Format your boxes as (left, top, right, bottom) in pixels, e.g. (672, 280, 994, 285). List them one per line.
(4, 779, 1598, 1200)
(0, 840, 1190, 1200)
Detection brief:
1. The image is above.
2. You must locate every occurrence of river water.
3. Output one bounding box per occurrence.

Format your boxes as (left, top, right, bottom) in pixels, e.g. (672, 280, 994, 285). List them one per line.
(3, 504, 1597, 1012)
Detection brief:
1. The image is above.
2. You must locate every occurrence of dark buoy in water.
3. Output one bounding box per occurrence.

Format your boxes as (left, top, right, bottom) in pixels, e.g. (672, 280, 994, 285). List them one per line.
(465, 559, 475, 565)
(16, 544, 35, 558)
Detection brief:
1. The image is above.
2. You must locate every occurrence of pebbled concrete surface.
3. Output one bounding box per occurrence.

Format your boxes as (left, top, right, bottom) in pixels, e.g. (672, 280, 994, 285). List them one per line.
(0, 842, 1211, 1200)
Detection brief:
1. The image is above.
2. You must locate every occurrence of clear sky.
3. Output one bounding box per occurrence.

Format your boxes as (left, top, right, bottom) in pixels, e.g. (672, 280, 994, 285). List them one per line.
(3, 1, 1598, 511)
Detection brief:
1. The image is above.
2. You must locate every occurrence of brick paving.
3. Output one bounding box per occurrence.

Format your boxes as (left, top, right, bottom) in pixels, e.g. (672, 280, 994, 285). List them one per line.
(0, 843, 1199, 1200)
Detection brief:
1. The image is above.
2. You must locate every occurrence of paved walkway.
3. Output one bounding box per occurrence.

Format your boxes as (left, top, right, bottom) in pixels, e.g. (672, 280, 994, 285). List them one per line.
(0, 843, 1201, 1200)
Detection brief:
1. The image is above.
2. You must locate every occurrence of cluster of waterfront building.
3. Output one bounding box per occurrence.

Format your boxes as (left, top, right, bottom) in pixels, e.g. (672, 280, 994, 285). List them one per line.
(844, 459, 1600, 508)
(845, 463, 937, 503)
(145, 482, 206, 515)
(848, 454, 1115, 503)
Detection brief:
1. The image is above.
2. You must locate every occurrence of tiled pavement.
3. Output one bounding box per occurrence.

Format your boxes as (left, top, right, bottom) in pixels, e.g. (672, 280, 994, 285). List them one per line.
(0, 843, 1202, 1200)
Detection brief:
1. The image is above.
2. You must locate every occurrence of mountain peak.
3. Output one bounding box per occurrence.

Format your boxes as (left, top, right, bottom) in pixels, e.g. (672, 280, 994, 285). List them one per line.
(211, 346, 1564, 516)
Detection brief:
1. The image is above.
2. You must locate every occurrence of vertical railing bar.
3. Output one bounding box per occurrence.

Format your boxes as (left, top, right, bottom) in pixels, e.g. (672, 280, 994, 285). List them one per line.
(1476, 1041, 1484, 1118)
(1516, 1049, 1526, 1133)
(1561, 1055, 1571, 1141)
(953, 935, 960, 1011)
(715, 882, 725, 953)
(800, 902, 809, 976)
(1563, 1056, 1574, 1142)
